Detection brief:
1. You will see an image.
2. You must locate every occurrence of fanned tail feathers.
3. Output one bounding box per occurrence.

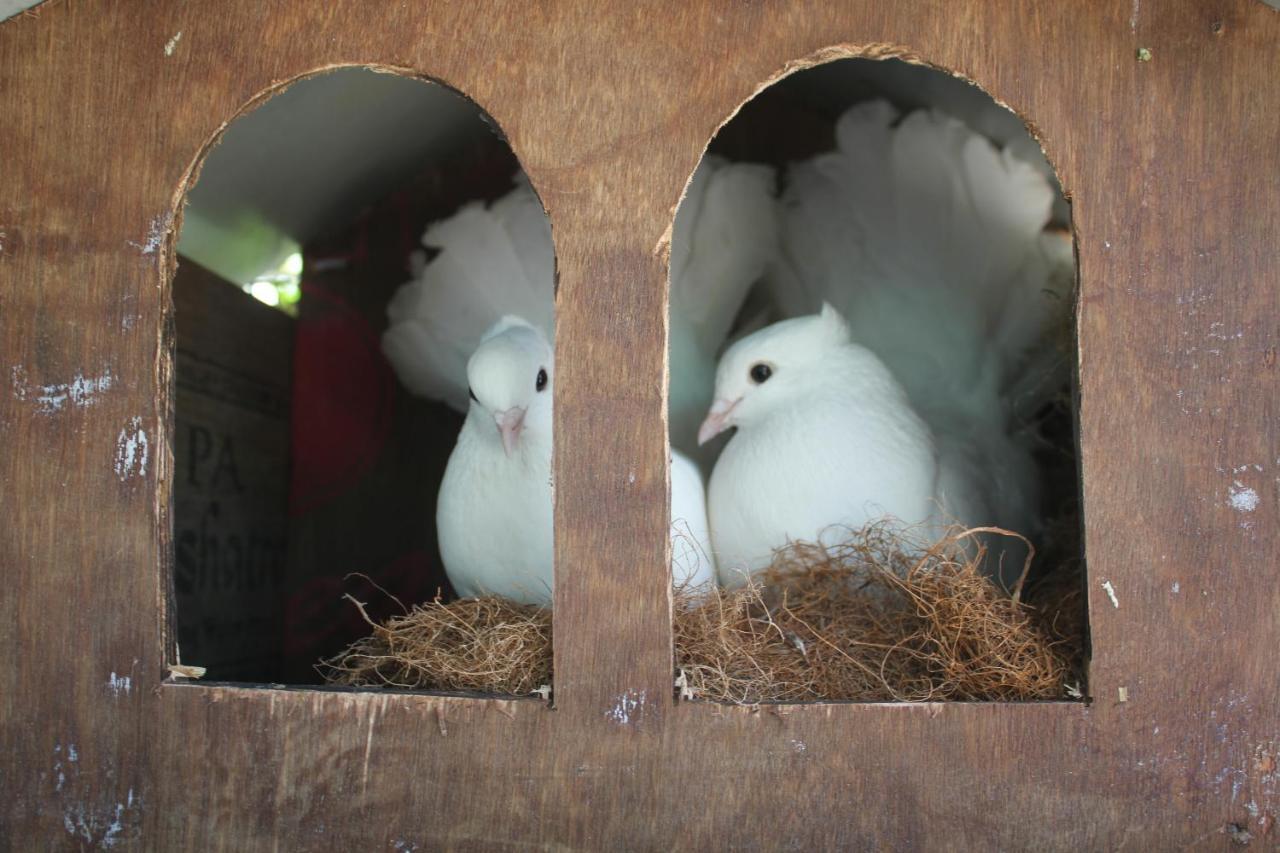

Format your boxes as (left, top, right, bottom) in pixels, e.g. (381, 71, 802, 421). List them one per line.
(772, 100, 1073, 429)
(382, 176, 554, 412)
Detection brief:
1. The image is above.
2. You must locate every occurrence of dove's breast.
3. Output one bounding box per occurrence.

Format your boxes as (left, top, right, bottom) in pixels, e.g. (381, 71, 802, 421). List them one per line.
(707, 379, 940, 587)
(436, 419, 555, 605)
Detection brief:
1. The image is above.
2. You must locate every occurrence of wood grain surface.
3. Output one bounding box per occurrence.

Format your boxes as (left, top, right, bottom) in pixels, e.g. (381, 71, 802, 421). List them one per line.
(1, 1, 1276, 849)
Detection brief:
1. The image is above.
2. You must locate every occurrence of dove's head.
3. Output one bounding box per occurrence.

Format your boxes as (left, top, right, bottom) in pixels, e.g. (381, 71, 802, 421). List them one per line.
(698, 302, 851, 445)
(466, 316, 553, 456)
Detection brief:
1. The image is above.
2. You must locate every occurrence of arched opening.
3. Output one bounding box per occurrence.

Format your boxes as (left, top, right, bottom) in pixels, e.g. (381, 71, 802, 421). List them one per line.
(169, 67, 555, 689)
(668, 56, 1085, 703)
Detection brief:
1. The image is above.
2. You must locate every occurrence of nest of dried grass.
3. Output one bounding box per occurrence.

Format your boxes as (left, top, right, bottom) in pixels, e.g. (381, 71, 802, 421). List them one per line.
(319, 594, 552, 695)
(320, 525, 1085, 703)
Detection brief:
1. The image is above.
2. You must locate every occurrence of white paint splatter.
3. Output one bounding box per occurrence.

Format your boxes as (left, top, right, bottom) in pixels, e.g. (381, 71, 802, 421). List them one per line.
(101, 789, 136, 848)
(164, 31, 182, 56)
(53, 744, 67, 792)
(1171, 581, 1180, 594)
(1102, 580, 1120, 609)
(1228, 482, 1259, 513)
(1175, 288, 1211, 307)
(12, 365, 114, 414)
(63, 788, 138, 848)
(51, 739, 143, 846)
(628, 470, 636, 485)
(41, 373, 114, 411)
(1208, 322, 1246, 342)
(127, 214, 172, 258)
(107, 672, 132, 696)
(789, 739, 807, 754)
(11, 366, 28, 400)
(605, 689, 647, 725)
(114, 418, 149, 481)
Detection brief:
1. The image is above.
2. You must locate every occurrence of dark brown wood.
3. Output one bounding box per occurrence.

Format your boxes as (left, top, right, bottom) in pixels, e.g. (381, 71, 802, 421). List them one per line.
(0, 1, 1276, 849)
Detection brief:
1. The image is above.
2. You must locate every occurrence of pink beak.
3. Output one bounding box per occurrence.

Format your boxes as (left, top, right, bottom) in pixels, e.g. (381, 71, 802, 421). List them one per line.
(697, 398, 740, 446)
(495, 407, 527, 457)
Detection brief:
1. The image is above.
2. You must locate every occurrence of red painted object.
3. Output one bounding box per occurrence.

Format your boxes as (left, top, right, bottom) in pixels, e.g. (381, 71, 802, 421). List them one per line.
(287, 281, 395, 517)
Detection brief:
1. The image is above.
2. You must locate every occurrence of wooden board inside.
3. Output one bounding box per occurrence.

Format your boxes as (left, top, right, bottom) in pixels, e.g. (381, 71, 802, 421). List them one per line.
(173, 258, 293, 681)
(1, 1, 1276, 848)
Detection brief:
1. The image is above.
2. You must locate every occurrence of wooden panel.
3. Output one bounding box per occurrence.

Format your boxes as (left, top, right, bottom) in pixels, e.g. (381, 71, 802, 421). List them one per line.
(173, 258, 293, 682)
(0, 0, 1276, 849)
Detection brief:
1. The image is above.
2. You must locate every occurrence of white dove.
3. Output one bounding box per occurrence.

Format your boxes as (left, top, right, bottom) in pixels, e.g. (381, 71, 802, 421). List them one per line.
(701, 100, 1074, 590)
(437, 317, 715, 605)
(435, 317, 554, 603)
(698, 304, 953, 587)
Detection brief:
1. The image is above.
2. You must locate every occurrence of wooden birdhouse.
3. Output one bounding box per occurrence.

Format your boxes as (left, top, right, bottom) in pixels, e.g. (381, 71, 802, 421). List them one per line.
(2, 1, 1277, 848)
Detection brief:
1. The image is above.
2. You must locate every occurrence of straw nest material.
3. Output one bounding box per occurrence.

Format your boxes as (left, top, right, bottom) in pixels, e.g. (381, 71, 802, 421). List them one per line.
(319, 524, 1085, 702)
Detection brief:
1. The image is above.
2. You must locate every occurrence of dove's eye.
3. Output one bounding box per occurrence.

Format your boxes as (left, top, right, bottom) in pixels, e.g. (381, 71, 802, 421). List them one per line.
(749, 363, 773, 384)
(535, 368, 548, 392)
(468, 386, 478, 402)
